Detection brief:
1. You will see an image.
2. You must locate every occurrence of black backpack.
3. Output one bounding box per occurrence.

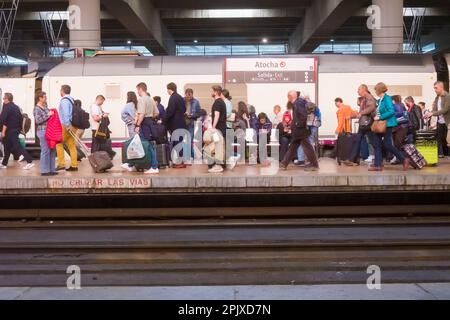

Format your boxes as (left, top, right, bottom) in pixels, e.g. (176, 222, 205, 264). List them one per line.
(66, 98, 90, 130)
(21, 113, 32, 135)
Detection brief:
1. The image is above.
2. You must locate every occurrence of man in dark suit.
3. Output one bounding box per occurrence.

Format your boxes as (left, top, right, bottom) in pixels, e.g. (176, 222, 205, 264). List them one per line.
(280, 90, 319, 172)
(164, 82, 188, 169)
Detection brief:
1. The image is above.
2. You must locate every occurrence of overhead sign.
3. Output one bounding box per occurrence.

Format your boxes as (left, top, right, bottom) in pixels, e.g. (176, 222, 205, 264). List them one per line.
(225, 57, 317, 84)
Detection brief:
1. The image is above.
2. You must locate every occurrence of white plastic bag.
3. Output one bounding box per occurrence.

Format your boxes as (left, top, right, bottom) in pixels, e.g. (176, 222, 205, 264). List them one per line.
(127, 134, 145, 160)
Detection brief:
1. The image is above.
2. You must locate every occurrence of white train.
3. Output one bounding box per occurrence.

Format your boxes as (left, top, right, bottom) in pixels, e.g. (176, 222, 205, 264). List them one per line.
(0, 54, 445, 140)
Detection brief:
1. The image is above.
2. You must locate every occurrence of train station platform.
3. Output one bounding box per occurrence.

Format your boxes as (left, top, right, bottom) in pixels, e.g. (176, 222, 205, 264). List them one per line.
(2, 284, 450, 300)
(0, 158, 450, 195)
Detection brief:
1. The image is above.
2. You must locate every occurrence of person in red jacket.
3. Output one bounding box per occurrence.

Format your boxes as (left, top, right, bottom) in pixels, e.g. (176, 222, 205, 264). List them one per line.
(34, 91, 58, 176)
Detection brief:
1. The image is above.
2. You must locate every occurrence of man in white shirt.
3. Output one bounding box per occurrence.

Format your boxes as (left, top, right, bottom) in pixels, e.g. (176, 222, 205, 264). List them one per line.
(90, 95, 107, 153)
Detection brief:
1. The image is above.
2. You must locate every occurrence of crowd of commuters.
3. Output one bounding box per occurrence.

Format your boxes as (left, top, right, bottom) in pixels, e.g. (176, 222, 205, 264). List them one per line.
(0, 80, 448, 175)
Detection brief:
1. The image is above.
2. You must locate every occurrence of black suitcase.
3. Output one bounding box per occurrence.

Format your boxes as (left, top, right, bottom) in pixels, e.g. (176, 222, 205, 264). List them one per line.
(150, 122, 168, 144)
(152, 142, 171, 169)
(88, 151, 114, 173)
(69, 131, 113, 173)
(336, 133, 360, 165)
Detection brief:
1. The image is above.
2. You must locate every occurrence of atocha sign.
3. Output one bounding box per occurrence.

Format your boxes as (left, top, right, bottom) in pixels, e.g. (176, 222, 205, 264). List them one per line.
(225, 57, 317, 84)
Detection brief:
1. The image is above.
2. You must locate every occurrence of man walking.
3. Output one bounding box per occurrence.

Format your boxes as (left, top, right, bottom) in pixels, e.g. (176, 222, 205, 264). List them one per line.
(280, 90, 319, 172)
(0, 93, 34, 170)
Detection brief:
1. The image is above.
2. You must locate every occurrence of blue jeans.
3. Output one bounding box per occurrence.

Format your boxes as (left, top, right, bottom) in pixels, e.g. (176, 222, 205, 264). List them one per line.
(139, 130, 158, 170)
(368, 127, 405, 168)
(127, 125, 136, 140)
(37, 129, 56, 174)
(297, 126, 318, 162)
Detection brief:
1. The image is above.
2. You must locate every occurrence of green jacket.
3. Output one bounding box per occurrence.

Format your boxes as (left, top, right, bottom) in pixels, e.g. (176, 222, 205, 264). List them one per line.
(432, 91, 450, 125)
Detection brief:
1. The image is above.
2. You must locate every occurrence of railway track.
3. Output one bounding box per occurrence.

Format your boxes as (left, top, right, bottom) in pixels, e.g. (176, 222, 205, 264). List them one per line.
(0, 214, 450, 287)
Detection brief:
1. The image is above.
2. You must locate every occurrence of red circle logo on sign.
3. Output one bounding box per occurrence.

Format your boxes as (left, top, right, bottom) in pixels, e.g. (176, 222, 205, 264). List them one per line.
(280, 62, 286, 68)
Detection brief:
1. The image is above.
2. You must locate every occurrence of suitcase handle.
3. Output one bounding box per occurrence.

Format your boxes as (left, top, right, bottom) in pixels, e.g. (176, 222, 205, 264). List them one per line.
(68, 129, 91, 157)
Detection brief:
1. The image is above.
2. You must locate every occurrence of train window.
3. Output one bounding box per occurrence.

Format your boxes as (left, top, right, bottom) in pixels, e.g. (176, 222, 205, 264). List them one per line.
(105, 84, 121, 100)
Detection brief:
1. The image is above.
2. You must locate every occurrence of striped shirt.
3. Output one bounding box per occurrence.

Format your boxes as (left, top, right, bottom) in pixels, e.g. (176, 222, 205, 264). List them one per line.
(34, 105, 51, 131)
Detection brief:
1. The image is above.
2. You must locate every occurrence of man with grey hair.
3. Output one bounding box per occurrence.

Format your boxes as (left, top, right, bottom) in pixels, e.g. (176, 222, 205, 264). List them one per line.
(425, 81, 450, 157)
(280, 90, 319, 171)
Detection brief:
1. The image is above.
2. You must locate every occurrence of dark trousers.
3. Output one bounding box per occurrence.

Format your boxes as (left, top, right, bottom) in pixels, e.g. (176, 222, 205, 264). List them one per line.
(437, 123, 449, 156)
(368, 127, 405, 168)
(281, 138, 319, 168)
(393, 127, 409, 150)
(91, 130, 116, 159)
(279, 136, 291, 161)
(349, 127, 371, 162)
(2, 131, 33, 166)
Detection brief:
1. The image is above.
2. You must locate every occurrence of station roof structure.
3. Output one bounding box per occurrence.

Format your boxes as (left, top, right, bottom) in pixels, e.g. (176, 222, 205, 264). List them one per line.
(4, 0, 450, 59)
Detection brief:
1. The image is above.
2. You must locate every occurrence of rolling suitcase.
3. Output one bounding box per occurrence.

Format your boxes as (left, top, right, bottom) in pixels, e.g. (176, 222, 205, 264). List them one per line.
(123, 138, 152, 172)
(336, 120, 359, 165)
(152, 142, 171, 169)
(402, 144, 427, 170)
(336, 133, 360, 165)
(69, 130, 113, 173)
(150, 122, 168, 144)
(415, 131, 438, 166)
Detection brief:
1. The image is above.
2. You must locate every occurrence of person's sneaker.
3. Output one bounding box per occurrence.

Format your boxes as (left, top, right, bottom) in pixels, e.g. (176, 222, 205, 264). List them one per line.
(66, 167, 78, 172)
(304, 165, 319, 172)
(0, 164, 7, 169)
(56, 166, 66, 171)
(23, 163, 35, 170)
(365, 156, 374, 163)
(50, 172, 59, 176)
(41, 173, 52, 177)
(121, 163, 130, 170)
(18, 155, 25, 162)
(208, 165, 224, 174)
(127, 166, 137, 172)
(144, 168, 159, 175)
(279, 163, 288, 171)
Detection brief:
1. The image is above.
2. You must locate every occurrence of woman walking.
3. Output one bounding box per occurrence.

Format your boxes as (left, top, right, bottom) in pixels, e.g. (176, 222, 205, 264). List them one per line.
(368, 83, 410, 172)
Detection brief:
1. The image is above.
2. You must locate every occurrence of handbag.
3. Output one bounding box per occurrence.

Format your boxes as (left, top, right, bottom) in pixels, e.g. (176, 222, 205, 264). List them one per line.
(359, 115, 373, 129)
(371, 120, 387, 134)
(95, 117, 110, 141)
